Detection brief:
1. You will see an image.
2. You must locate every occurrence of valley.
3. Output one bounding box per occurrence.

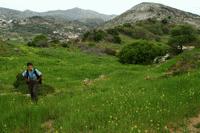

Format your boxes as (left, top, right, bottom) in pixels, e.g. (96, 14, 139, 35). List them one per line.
(1, 2, 200, 132)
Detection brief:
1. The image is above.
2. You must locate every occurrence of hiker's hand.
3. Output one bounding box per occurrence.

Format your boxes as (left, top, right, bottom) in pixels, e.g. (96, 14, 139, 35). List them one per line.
(25, 78, 30, 83)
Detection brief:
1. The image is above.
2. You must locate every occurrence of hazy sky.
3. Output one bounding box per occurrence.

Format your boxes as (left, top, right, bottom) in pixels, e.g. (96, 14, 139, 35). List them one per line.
(0, 0, 200, 15)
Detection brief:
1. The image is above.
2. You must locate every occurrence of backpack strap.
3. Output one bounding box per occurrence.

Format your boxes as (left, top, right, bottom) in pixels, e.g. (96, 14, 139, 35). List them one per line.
(26, 69, 40, 79)
(34, 69, 40, 79)
(34, 68, 42, 84)
(26, 70, 29, 79)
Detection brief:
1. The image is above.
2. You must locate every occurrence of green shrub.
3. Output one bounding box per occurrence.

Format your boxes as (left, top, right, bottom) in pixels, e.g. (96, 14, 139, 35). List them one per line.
(103, 48, 116, 56)
(161, 18, 168, 24)
(27, 41, 33, 47)
(161, 25, 171, 34)
(132, 27, 156, 40)
(11, 24, 53, 34)
(197, 29, 200, 34)
(123, 23, 132, 27)
(136, 19, 169, 35)
(28, 34, 49, 47)
(93, 30, 106, 42)
(116, 25, 157, 40)
(118, 40, 167, 64)
(83, 31, 90, 41)
(101, 33, 121, 44)
(82, 30, 106, 42)
(143, 24, 163, 35)
(50, 38, 60, 44)
(112, 35, 121, 44)
(61, 42, 70, 48)
(87, 42, 96, 47)
(166, 51, 200, 76)
(106, 28, 119, 36)
(116, 26, 134, 37)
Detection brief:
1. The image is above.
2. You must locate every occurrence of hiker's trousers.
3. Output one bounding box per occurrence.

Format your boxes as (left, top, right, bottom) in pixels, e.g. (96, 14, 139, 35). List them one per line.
(28, 80, 39, 102)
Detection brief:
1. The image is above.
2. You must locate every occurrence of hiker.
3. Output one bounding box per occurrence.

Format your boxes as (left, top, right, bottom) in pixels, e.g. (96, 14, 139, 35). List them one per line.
(22, 63, 42, 102)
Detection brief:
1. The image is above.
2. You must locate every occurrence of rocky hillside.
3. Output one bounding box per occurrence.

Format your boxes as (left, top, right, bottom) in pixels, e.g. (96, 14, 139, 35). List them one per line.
(0, 7, 115, 24)
(42, 8, 116, 22)
(103, 2, 200, 28)
(0, 15, 89, 41)
(0, 7, 116, 40)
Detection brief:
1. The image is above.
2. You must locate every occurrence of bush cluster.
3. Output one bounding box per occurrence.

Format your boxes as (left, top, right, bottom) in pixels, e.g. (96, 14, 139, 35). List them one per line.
(83, 30, 106, 42)
(83, 29, 121, 44)
(118, 40, 167, 64)
(82, 19, 172, 44)
(28, 34, 49, 47)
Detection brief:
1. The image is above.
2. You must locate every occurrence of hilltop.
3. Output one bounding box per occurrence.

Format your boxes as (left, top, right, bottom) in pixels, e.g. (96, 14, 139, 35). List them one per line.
(103, 2, 200, 28)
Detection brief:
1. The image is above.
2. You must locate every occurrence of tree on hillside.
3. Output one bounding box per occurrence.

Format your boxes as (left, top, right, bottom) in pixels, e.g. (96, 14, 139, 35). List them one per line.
(82, 30, 106, 42)
(28, 34, 49, 47)
(168, 25, 197, 54)
(93, 30, 106, 42)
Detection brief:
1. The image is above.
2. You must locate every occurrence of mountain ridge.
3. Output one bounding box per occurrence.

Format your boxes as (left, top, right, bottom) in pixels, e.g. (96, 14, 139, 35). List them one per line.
(102, 2, 200, 28)
(0, 7, 116, 22)
(1, 2, 200, 41)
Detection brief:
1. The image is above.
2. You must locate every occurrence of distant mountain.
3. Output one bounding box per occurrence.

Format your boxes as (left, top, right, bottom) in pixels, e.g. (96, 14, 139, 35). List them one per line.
(42, 8, 116, 22)
(0, 7, 23, 19)
(102, 2, 200, 28)
(0, 7, 116, 40)
(0, 15, 89, 41)
(0, 7, 116, 24)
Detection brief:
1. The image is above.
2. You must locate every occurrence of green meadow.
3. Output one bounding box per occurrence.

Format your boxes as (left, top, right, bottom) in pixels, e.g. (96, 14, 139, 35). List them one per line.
(1, 43, 200, 132)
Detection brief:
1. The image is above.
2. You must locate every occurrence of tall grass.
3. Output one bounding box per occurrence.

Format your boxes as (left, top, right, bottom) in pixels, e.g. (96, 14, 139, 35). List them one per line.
(1, 45, 200, 132)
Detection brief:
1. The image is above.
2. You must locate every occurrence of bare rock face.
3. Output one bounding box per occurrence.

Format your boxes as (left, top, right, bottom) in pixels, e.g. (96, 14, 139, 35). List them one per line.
(103, 2, 200, 28)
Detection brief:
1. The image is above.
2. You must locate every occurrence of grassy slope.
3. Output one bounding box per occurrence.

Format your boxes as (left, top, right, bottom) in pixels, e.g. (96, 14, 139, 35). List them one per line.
(1, 44, 200, 132)
(82, 33, 170, 54)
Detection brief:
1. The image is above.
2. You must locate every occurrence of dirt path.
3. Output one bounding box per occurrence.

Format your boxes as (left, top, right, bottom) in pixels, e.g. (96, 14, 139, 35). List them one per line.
(161, 114, 200, 132)
(187, 113, 200, 133)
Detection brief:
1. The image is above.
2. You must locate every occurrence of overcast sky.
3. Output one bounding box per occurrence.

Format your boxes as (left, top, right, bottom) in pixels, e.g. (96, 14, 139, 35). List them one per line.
(0, 0, 200, 15)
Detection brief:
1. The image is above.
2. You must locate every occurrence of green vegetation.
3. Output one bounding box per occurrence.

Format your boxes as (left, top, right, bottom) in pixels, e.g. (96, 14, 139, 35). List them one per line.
(83, 19, 172, 44)
(83, 30, 107, 42)
(60, 42, 70, 48)
(81, 21, 199, 62)
(168, 25, 198, 54)
(167, 49, 200, 76)
(81, 19, 174, 56)
(83, 28, 122, 44)
(118, 40, 168, 64)
(13, 74, 55, 96)
(28, 34, 48, 47)
(1, 40, 200, 132)
(10, 24, 54, 35)
(1, 18, 200, 132)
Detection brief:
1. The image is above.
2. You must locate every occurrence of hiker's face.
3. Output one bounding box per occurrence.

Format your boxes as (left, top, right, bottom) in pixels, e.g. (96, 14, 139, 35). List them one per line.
(27, 65, 33, 71)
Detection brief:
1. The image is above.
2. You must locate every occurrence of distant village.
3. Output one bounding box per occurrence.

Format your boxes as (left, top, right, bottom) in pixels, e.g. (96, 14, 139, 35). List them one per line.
(0, 18, 83, 42)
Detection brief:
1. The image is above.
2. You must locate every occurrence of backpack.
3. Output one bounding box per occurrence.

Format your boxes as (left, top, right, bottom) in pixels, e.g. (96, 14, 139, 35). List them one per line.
(26, 69, 42, 84)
